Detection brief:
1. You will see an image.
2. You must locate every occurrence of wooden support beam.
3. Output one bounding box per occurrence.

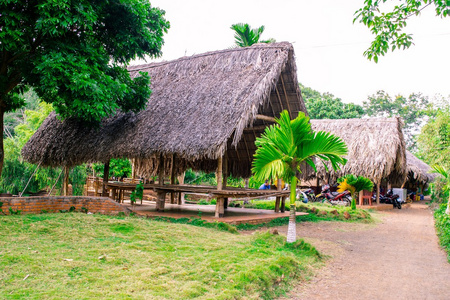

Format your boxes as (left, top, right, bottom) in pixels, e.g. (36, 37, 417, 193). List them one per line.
(156, 191, 166, 211)
(63, 166, 70, 196)
(267, 94, 277, 118)
(215, 197, 225, 218)
(223, 155, 228, 210)
(102, 160, 110, 197)
(376, 184, 380, 205)
(275, 85, 285, 111)
(255, 114, 276, 123)
(280, 196, 286, 213)
(216, 156, 223, 191)
(158, 154, 164, 186)
(170, 154, 176, 204)
(242, 135, 252, 163)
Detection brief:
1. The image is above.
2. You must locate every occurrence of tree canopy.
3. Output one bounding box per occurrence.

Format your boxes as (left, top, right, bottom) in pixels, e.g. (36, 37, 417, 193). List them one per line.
(363, 90, 431, 149)
(300, 84, 365, 119)
(0, 0, 169, 175)
(354, 0, 450, 62)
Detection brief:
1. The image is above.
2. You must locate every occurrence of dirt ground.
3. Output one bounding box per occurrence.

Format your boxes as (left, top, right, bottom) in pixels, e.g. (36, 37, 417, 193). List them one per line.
(275, 200, 450, 299)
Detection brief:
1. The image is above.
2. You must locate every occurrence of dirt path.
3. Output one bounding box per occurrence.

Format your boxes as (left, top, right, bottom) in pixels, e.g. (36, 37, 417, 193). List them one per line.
(277, 201, 450, 299)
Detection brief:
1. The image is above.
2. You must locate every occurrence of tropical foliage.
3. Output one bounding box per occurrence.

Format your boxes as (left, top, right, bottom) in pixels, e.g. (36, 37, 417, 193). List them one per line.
(417, 109, 450, 170)
(337, 174, 374, 210)
(230, 23, 275, 47)
(354, 0, 450, 62)
(431, 165, 450, 215)
(300, 84, 365, 119)
(0, 0, 170, 176)
(252, 110, 348, 242)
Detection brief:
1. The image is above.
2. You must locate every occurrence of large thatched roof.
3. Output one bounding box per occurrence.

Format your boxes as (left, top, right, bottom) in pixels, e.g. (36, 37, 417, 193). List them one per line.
(22, 42, 306, 178)
(308, 117, 407, 186)
(405, 150, 436, 185)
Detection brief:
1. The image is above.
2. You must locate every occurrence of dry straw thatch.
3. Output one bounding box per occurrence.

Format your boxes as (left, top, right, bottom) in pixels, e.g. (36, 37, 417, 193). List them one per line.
(405, 150, 436, 185)
(22, 42, 306, 178)
(308, 117, 407, 186)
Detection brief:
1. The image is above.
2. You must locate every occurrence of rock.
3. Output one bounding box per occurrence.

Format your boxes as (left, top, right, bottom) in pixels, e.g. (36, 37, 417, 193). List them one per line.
(319, 210, 327, 216)
(330, 209, 339, 216)
(271, 228, 279, 235)
(344, 211, 351, 220)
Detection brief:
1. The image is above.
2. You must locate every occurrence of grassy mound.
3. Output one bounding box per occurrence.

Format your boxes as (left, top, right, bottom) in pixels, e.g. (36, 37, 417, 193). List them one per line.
(0, 213, 322, 299)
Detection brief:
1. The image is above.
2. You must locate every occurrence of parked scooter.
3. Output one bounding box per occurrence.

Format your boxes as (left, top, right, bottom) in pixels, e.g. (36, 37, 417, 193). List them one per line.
(374, 189, 402, 209)
(316, 184, 352, 206)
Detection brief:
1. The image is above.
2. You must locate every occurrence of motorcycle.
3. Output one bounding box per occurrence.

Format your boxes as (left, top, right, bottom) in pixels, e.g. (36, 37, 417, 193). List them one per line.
(316, 184, 352, 206)
(373, 189, 402, 209)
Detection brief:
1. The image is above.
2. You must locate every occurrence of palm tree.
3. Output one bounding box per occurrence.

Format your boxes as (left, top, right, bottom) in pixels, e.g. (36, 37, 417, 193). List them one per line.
(337, 175, 374, 210)
(432, 165, 450, 215)
(252, 111, 348, 243)
(230, 23, 275, 47)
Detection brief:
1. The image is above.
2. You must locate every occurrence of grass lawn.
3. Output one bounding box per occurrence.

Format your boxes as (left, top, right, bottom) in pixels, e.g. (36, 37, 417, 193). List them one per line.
(0, 213, 322, 299)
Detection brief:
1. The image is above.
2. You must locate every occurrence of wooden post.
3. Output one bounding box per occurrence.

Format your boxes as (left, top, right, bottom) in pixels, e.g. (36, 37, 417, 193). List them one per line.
(376, 184, 380, 205)
(223, 155, 228, 209)
(359, 190, 363, 206)
(170, 154, 176, 204)
(215, 197, 225, 218)
(159, 153, 165, 185)
(215, 156, 224, 217)
(94, 177, 99, 196)
(275, 197, 280, 212)
(63, 166, 70, 196)
(177, 172, 185, 205)
(275, 178, 282, 212)
(131, 159, 136, 180)
(216, 156, 223, 190)
(156, 191, 166, 211)
(102, 160, 110, 197)
(280, 196, 286, 213)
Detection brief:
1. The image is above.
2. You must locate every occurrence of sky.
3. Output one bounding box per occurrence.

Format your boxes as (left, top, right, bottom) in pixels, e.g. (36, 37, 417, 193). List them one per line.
(139, 0, 450, 105)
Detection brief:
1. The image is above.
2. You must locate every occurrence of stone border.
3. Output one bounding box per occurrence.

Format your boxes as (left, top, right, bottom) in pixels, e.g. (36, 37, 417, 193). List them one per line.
(0, 196, 129, 215)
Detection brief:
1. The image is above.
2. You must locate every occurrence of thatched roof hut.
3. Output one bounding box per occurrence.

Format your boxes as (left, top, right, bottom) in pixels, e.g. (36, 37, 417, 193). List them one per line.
(22, 42, 306, 178)
(405, 150, 435, 186)
(308, 117, 407, 186)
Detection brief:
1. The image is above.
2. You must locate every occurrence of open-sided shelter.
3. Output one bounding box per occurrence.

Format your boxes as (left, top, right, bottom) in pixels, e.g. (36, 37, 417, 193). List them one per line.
(307, 117, 407, 203)
(22, 42, 307, 216)
(404, 150, 435, 192)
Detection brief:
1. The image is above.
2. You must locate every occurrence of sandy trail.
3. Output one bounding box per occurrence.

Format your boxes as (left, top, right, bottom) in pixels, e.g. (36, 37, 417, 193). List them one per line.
(277, 201, 450, 299)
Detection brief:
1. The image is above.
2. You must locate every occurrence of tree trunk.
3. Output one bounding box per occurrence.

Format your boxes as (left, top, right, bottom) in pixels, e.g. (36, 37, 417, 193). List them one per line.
(287, 176, 298, 243)
(0, 108, 4, 178)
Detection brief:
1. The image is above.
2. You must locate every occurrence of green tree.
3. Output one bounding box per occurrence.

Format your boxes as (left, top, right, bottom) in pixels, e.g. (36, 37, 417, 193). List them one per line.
(363, 90, 431, 149)
(0, 0, 170, 176)
(431, 165, 450, 215)
(354, 0, 450, 62)
(300, 84, 365, 119)
(337, 174, 374, 210)
(252, 110, 348, 243)
(417, 109, 450, 170)
(230, 23, 275, 47)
